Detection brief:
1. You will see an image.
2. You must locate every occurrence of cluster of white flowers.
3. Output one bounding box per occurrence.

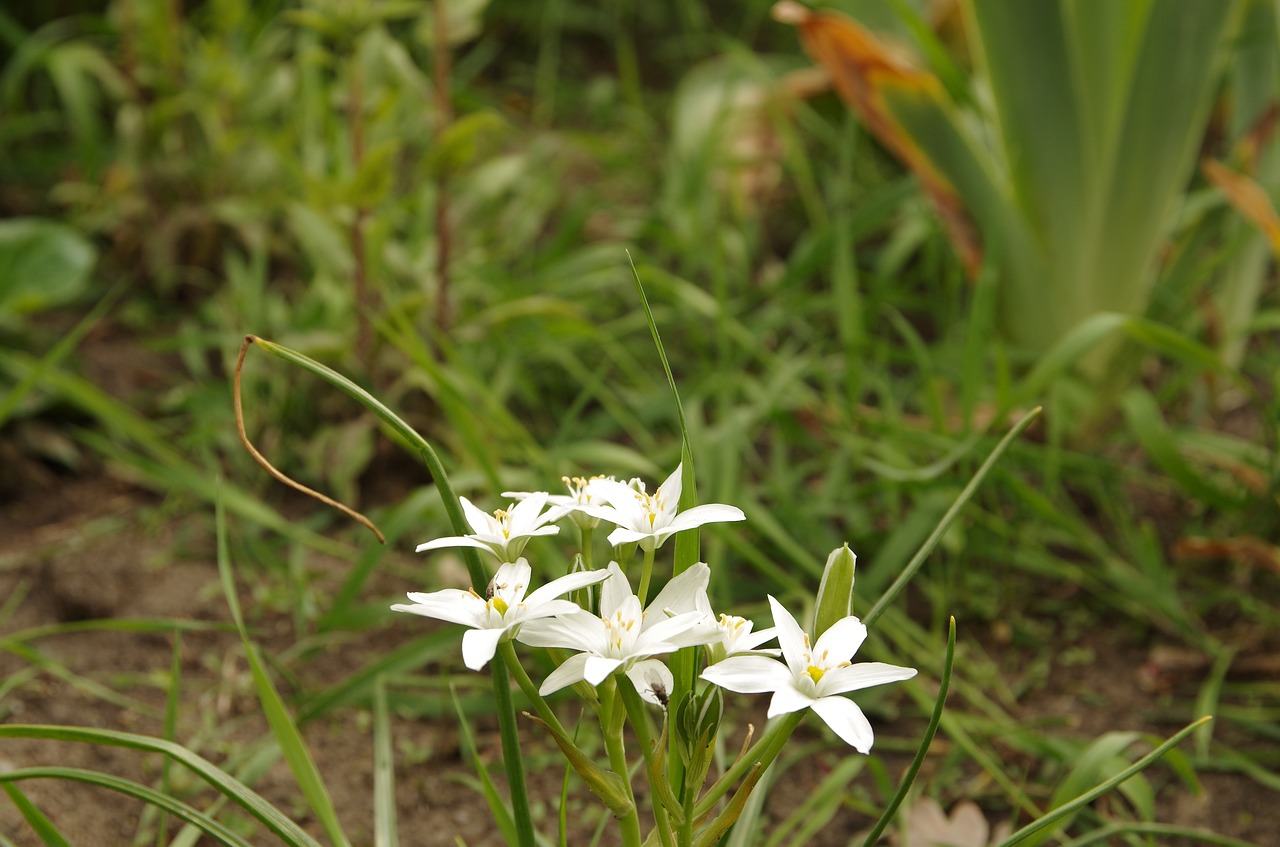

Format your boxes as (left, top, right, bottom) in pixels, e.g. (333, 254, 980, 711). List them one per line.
(393, 465, 916, 752)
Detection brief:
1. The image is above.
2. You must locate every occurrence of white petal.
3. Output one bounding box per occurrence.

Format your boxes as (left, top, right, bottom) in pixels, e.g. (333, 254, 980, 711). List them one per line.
(810, 696, 875, 753)
(583, 655, 623, 686)
(664, 503, 745, 534)
(461, 628, 506, 670)
(735, 626, 779, 652)
(702, 655, 792, 694)
(517, 611, 603, 652)
(460, 497, 494, 535)
(516, 599, 581, 621)
(416, 535, 496, 555)
(391, 594, 485, 628)
(656, 465, 683, 510)
(599, 562, 633, 617)
(812, 615, 867, 662)
(540, 653, 589, 695)
(607, 526, 652, 546)
(645, 563, 710, 621)
(641, 610, 713, 648)
(819, 662, 918, 697)
(588, 479, 645, 512)
(492, 560, 533, 601)
(767, 684, 815, 717)
(508, 491, 549, 529)
(767, 596, 810, 679)
(627, 659, 673, 706)
(524, 568, 611, 607)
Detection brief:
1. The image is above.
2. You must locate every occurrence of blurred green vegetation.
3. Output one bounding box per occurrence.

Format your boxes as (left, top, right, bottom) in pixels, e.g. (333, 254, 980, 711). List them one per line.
(2, 0, 1279, 844)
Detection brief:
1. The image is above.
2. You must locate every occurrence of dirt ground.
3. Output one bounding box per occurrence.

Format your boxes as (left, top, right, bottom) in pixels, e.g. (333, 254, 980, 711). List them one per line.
(1, 472, 1278, 845)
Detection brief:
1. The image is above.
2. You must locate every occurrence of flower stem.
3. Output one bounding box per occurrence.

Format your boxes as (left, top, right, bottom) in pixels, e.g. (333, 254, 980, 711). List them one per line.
(617, 679, 676, 847)
(636, 545, 657, 605)
(602, 681, 642, 847)
(490, 648, 537, 847)
(693, 710, 804, 818)
(499, 640, 569, 737)
(580, 525, 594, 570)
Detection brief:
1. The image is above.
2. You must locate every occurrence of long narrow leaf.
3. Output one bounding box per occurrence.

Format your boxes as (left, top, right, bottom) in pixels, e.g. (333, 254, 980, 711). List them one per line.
(0, 768, 254, 847)
(863, 406, 1040, 627)
(0, 725, 324, 847)
(1, 782, 71, 847)
(216, 496, 351, 847)
(994, 717, 1213, 847)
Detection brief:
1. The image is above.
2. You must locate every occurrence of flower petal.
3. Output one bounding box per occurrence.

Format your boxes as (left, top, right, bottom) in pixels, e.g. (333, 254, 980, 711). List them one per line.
(641, 610, 715, 648)
(664, 503, 746, 534)
(583, 655, 624, 686)
(460, 497, 494, 535)
(812, 615, 867, 663)
(810, 696, 875, 753)
(461, 627, 506, 671)
(626, 659, 674, 706)
(539, 652, 589, 696)
(517, 610, 603, 652)
(818, 662, 918, 697)
(391, 593, 484, 628)
(656, 465, 683, 511)
(598, 562, 632, 617)
(767, 596, 810, 680)
(415, 535, 496, 555)
(508, 491, 549, 528)
(701, 655, 792, 694)
(767, 684, 815, 718)
(523, 568, 611, 607)
(645, 562, 711, 621)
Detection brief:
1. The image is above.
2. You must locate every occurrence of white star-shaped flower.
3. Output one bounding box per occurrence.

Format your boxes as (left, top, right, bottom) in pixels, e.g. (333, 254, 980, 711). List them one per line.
(416, 492, 561, 562)
(701, 596, 917, 752)
(518, 562, 718, 704)
(391, 559, 609, 670)
(502, 475, 613, 530)
(580, 464, 745, 551)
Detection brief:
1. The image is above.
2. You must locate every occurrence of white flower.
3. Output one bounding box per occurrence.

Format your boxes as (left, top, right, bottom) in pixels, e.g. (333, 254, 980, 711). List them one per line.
(416, 492, 561, 562)
(518, 562, 718, 704)
(391, 559, 609, 670)
(580, 464, 745, 550)
(502, 475, 612, 530)
(701, 596, 917, 752)
(644, 563, 777, 660)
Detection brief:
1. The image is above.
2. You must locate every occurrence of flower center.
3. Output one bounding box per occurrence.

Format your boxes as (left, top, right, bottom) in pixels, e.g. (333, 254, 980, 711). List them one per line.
(490, 597, 509, 616)
(806, 665, 825, 684)
(493, 508, 512, 538)
(601, 609, 638, 654)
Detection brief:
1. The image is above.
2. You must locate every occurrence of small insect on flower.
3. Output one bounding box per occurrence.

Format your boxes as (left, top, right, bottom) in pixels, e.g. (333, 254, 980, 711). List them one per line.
(645, 680, 670, 709)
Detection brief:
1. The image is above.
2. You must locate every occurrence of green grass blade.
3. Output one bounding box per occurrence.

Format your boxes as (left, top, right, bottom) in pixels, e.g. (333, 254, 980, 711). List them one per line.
(859, 616, 956, 847)
(450, 684, 518, 845)
(247, 336, 487, 586)
(862, 407, 1040, 628)
(0, 725, 324, 847)
(994, 716, 1214, 847)
(216, 495, 351, 847)
(0, 767, 254, 847)
(1, 782, 71, 847)
(372, 676, 399, 847)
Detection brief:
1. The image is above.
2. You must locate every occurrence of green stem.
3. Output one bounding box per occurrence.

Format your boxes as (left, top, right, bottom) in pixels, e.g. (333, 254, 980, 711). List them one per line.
(617, 679, 675, 847)
(500, 640, 568, 737)
(602, 681, 642, 847)
(490, 649, 537, 847)
(637, 545, 657, 606)
(580, 525, 594, 571)
(693, 711, 804, 818)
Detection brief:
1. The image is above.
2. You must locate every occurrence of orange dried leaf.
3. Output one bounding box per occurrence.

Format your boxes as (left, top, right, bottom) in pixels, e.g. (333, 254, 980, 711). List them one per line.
(779, 3, 982, 276)
(1202, 158, 1280, 254)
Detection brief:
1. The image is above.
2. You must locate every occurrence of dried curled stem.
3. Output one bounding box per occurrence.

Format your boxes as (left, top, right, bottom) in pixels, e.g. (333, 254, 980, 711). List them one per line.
(234, 336, 386, 543)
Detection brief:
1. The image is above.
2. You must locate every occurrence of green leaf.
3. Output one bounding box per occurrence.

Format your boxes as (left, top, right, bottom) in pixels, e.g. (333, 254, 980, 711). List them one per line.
(813, 544, 857, 638)
(1, 782, 71, 846)
(0, 218, 95, 322)
(216, 497, 352, 847)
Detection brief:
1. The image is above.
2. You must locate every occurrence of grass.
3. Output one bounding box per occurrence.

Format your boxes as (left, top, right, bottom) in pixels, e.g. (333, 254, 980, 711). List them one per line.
(1, 0, 1278, 845)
